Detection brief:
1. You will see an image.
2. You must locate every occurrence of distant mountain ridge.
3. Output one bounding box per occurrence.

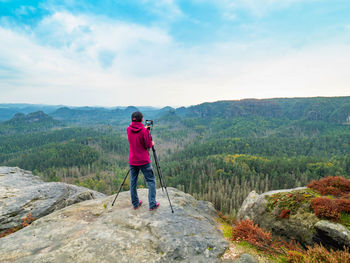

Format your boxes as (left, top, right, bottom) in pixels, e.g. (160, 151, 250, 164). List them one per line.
(0, 104, 63, 121)
(175, 97, 350, 124)
(1, 96, 349, 124)
(0, 111, 62, 134)
(7, 111, 54, 123)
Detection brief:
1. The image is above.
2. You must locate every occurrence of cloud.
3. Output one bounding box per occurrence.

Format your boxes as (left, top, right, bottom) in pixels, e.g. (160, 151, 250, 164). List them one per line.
(1, 10, 349, 107)
(0, 12, 182, 105)
(229, 45, 350, 99)
(32, 12, 173, 70)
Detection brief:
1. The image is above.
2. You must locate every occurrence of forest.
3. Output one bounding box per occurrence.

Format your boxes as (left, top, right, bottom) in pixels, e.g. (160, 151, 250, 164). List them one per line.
(0, 97, 349, 217)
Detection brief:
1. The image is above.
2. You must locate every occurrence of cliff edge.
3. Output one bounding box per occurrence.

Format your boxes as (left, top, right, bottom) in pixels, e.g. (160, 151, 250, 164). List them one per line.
(0, 167, 228, 263)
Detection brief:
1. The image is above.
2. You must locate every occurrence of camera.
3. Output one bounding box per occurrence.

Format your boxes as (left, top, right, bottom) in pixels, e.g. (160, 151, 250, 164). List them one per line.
(145, 120, 153, 130)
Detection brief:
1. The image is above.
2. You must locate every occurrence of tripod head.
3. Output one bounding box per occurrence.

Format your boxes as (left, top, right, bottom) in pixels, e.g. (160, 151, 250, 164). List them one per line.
(145, 120, 153, 130)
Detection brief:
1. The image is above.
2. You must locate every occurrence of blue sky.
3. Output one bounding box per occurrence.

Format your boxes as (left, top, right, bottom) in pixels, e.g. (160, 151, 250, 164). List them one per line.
(0, 0, 349, 106)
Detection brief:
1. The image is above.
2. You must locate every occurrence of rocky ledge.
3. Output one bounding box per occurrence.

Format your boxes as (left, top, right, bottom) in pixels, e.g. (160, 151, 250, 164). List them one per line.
(0, 167, 228, 262)
(0, 167, 105, 235)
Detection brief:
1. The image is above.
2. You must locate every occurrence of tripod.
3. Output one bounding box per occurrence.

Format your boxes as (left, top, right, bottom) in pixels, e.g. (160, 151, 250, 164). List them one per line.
(150, 142, 174, 213)
(112, 138, 174, 214)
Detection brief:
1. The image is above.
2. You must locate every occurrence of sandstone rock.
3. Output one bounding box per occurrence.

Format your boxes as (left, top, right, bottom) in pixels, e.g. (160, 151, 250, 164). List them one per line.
(314, 220, 350, 249)
(237, 187, 350, 249)
(237, 188, 306, 222)
(0, 167, 105, 234)
(0, 186, 228, 262)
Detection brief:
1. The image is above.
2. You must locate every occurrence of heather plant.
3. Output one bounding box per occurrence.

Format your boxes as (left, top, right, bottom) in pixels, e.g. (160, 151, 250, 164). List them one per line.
(233, 219, 272, 246)
(335, 198, 350, 213)
(307, 176, 350, 197)
(280, 209, 291, 219)
(306, 176, 350, 223)
(232, 219, 303, 256)
(311, 197, 340, 221)
(232, 219, 350, 262)
(287, 244, 350, 263)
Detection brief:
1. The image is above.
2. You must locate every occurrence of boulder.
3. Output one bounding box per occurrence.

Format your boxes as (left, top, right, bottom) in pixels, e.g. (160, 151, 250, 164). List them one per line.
(314, 220, 350, 249)
(0, 167, 105, 235)
(0, 186, 228, 262)
(237, 187, 350, 249)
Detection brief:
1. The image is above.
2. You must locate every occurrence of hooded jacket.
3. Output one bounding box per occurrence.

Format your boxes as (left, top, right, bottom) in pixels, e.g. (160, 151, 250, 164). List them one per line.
(127, 121, 153, 165)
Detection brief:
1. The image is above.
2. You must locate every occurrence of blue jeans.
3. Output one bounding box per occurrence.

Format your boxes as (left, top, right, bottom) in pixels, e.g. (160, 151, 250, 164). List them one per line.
(129, 163, 157, 209)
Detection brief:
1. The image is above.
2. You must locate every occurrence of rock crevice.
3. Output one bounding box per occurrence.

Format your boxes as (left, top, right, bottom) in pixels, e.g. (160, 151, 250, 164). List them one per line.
(0, 167, 105, 234)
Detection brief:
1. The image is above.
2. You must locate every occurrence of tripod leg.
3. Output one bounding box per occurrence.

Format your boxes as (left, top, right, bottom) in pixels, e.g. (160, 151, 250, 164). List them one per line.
(112, 169, 130, 206)
(164, 185, 174, 213)
(157, 167, 174, 213)
(152, 147, 174, 213)
(152, 147, 164, 192)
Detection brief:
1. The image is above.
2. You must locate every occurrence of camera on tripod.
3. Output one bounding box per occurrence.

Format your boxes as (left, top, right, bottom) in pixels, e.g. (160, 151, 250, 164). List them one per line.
(145, 120, 153, 130)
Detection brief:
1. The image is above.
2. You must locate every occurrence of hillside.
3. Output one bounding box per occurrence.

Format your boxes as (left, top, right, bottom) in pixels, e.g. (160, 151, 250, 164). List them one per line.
(0, 104, 62, 121)
(0, 96, 349, 219)
(0, 111, 62, 134)
(176, 97, 350, 123)
(3, 96, 349, 125)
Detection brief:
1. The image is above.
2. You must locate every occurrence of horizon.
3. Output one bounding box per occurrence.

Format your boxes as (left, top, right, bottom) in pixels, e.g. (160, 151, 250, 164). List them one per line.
(1, 95, 349, 110)
(1, 0, 350, 106)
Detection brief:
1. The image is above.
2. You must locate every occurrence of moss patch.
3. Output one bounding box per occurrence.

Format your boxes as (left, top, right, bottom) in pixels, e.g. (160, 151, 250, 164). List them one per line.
(222, 223, 233, 239)
(339, 212, 350, 230)
(237, 240, 255, 249)
(266, 188, 320, 216)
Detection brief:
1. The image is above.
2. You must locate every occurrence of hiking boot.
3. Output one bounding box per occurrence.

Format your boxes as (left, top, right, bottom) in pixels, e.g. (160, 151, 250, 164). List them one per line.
(133, 200, 142, 210)
(149, 202, 159, 211)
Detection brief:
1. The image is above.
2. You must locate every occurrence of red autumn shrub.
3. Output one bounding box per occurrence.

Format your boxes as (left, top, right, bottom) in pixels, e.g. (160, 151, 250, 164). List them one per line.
(217, 211, 232, 224)
(312, 197, 340, 221)
(308, 176, 350, 197)
(322, 186, 342, 197)
(342, 193, 350, 199)
(335, 199, 350, 213)
(280, 209, 291, 219)
(233, 219, 272, 246)
(233, 219, 303, 255)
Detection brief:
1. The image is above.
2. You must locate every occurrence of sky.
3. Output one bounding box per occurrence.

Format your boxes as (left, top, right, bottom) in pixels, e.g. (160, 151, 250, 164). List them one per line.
(0, 0, 349, 107)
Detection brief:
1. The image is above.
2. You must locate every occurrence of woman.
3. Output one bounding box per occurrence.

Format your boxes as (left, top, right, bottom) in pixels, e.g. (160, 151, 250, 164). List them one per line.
(127, 111, 159, 211)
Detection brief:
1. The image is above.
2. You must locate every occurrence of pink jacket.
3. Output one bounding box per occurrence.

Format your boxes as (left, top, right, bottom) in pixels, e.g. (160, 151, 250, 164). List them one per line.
(127, 122, 153, 166)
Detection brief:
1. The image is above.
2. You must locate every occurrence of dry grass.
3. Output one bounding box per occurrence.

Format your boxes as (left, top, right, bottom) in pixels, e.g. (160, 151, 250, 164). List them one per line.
(287, 244, 350, 263)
